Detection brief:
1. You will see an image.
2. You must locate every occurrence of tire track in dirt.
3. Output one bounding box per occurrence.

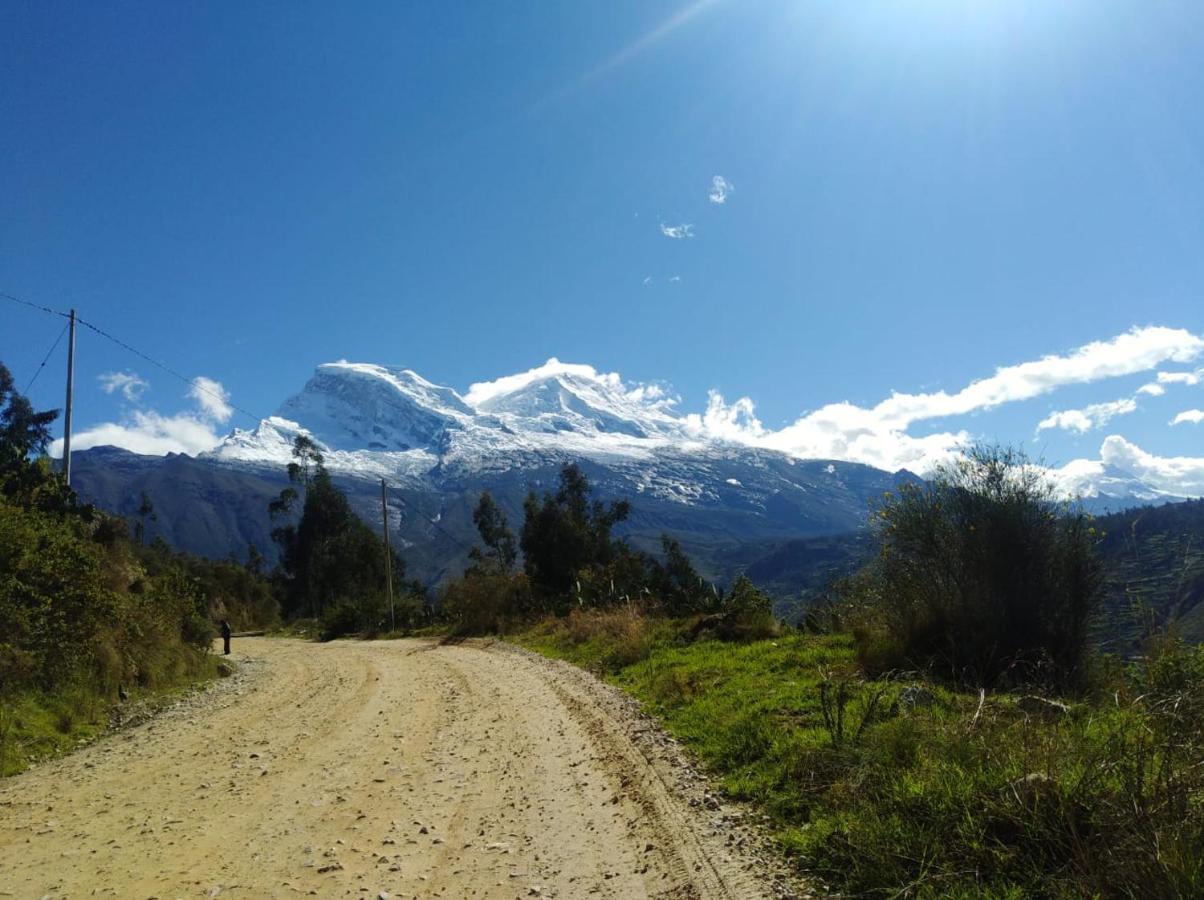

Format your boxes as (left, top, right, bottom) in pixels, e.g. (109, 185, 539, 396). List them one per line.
(0, 638, 804, 898)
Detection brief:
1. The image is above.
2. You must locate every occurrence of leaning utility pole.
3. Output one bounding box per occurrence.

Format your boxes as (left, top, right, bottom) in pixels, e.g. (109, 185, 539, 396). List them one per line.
(380, 478, 395, 632)
(62, 308, 77, 486)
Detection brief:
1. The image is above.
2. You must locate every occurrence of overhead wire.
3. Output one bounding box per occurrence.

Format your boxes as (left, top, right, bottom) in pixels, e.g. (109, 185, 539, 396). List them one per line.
(24, 321, 70, 393)
(73, 316, 266, 423)
(2, 289, 268, 423)
(0, 290, 71, 320)
(385, 482, 478, 554)
(7, 288, 482, 557)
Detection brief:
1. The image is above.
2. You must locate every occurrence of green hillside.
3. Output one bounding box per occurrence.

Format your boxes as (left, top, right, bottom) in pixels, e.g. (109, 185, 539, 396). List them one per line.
(1095, 499, 1204, 649)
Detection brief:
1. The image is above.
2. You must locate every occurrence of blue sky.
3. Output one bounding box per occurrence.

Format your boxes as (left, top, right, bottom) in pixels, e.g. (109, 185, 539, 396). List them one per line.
(3, 1, 1203, 491)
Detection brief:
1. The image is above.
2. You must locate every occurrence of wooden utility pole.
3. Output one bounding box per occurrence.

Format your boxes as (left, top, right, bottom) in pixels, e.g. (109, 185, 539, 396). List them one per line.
(62, 309, 76, 486)
(381, 478, 395, 632)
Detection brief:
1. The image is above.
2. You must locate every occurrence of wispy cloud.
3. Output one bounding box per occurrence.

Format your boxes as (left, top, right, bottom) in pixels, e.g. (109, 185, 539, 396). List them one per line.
(669, 275, 681, 283)
(687, 325, 1204, 474)
(642, 276, 654, 286)
(51, 375, 235, 458)
(98, 371, 149, 402)
(1137, 382, 1166, 396)
(660, 222, 694, 239)
(1172, 409, 1204, 426)
(189, 376, 233, 423)
(1037, 397, 1138, 434)
(708, 175, 733, 204)
(1157, 368, 1202, 386)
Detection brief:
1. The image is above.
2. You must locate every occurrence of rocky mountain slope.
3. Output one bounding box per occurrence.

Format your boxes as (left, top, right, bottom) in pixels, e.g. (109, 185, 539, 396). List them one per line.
(70, 361, 912, 585)
(68, 359, 1183, 592)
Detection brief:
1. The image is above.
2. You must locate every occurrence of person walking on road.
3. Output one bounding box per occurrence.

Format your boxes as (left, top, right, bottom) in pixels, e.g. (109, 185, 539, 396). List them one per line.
(220, 619, 232, 655)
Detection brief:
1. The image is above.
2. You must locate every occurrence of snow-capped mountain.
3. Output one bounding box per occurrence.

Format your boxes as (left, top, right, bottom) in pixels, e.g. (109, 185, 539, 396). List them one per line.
(1067, 464, 1189, 514)
(212, 358, 692, 475)
(67, 358, 1181, 594)
(68, 359, 915, 586)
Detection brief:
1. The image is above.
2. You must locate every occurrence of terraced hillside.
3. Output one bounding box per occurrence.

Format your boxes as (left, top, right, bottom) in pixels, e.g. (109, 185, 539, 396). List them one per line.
(1095, 499, 1204, 649)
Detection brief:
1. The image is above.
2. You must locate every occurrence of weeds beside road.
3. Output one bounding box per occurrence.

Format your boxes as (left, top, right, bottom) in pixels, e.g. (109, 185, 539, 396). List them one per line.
(516, 609, 1204, 898)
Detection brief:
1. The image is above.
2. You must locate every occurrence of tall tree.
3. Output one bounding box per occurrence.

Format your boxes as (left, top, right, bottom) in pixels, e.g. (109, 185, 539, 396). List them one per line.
(520, 463, 631, 604)
(269, 434, 405, 623)
(134, 491, 156, 546)
(468, 491, 517, 574)
(0, 363, 59, 461)
(649, 535, 715, 616)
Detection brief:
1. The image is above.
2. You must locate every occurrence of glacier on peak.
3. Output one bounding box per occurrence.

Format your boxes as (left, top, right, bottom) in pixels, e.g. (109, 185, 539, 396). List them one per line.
(206, 358, 697, 478)
(197, 359, 1181, 513)
(274, 361, 474, 453)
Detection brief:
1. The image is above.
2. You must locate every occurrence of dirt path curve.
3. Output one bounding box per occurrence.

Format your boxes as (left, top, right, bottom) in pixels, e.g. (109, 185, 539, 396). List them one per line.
(0, 638, 798, 899)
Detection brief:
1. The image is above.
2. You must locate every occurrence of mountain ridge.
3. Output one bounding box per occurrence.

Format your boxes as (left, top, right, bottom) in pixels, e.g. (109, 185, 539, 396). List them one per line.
(67, 359, 1188, 592)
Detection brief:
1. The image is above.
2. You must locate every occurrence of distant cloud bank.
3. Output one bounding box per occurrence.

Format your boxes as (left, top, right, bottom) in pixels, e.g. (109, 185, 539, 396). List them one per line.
(53, 326, 1204, 499)
(688, 325, 1204, 475)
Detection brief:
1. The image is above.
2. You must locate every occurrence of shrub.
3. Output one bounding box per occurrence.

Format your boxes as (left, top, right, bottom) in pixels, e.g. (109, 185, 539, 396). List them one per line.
(441, 572, 533, 635)
(848, 445, 1104, 690)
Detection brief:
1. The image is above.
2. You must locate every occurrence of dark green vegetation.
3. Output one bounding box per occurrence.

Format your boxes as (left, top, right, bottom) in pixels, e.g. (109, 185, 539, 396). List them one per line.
(441, 464, 776, 641)
(0, 365, 278, 775)
(1094, 499, 1204, 648)
(268, 436, 427, 639)
(846, 446, 1102, 690)
(511, 446, 1204, 898)
(518, 622, 1204, 898)
(738, 492, 1204, 653)
(67, 442, 911, 590)
(738, 531, 873, 621)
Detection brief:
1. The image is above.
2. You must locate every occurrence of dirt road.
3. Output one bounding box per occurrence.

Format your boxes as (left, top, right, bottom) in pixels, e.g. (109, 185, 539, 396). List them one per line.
(0, 638, 795, 898)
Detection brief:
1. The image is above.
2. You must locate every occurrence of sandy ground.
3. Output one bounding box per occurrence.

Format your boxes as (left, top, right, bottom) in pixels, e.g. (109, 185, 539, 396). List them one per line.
(0, 638, 803, 899)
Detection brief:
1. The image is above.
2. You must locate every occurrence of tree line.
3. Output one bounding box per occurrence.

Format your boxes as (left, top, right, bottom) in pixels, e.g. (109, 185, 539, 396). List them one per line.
(0, 362, 278, 772)
(442, 462, 775, 638)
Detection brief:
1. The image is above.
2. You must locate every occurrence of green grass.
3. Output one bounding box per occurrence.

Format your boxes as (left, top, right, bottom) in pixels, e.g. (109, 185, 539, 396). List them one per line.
(514, 615, 1204, 898)
(0, 654, 220, 777)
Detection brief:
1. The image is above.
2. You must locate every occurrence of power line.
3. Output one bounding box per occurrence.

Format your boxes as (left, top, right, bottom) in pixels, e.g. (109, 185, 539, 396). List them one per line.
(0, 291, 71, 320)
(385, 482, 478, 555)
(73, 316, 265, 423)
(24, 321, 70, 394)
(2, 289, 267, 423)
(7, 289, 479, 553)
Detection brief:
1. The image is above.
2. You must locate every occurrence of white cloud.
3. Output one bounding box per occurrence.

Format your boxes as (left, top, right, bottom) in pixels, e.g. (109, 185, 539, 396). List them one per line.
(708, 175, 733, 204)
(1172, 409, 1204, 426)
(51, 410, 227, 457)
(686, 326, 1204, 474)
(669, 275, 681, 283)
(1036, 397, 1138, 434)
(642, 276, 653, 286)
(190, 376, 233, 423)
(1097, 435, 1204, 495)
(660, 223, 694, 239)
(1157, 368, 1202, 386)
(1137, 382, 1166, 396)
(1047, 436, 1204, 499)
(98, 371, 149, 401)
(51, 374, 234, 458)
(465, 358, 624, 408)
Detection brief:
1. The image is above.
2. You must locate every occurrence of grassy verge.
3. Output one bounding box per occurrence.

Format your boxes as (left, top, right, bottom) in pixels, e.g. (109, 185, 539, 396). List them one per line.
(0, 652, 220, 777)
(513, 609, 1204, 898)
